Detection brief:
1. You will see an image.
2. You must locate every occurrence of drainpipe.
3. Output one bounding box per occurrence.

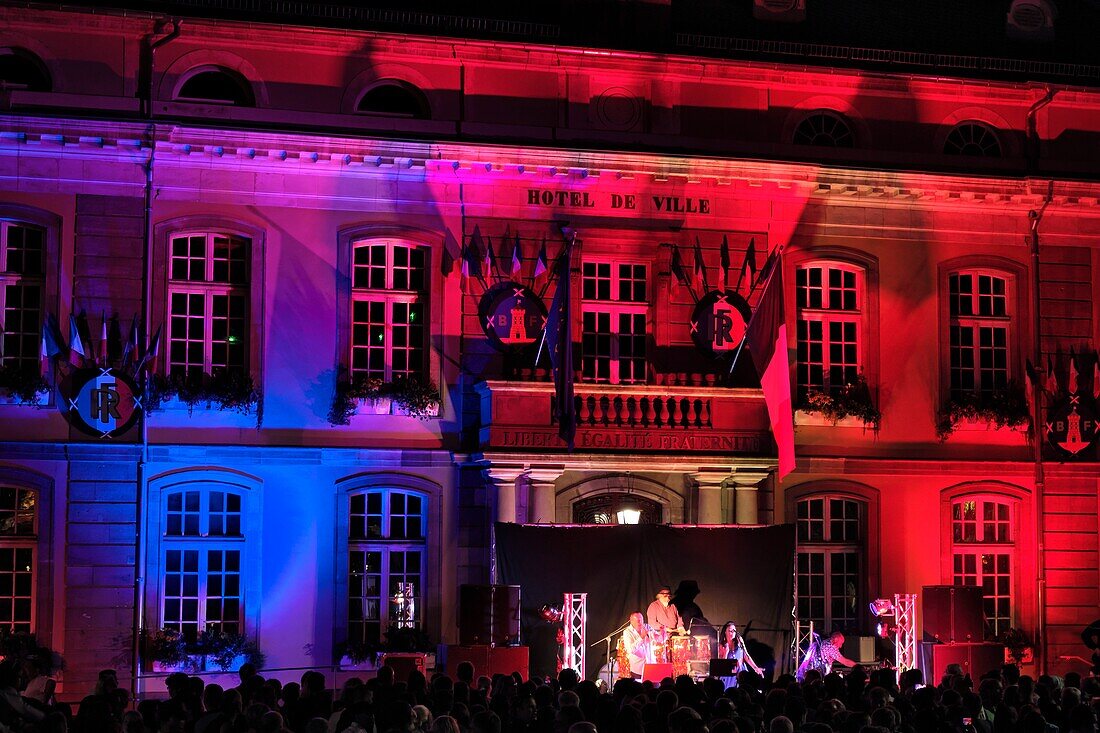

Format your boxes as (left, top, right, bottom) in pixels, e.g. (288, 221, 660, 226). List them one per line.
(1028, 180, 1054, 674)
(1025, 88, 1056, 174)
(133, 17, 180, 698)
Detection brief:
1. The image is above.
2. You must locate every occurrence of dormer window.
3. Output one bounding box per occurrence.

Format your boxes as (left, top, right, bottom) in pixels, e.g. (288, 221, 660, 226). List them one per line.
(176, 67, 255, 106)
(356, 81, 430, 119)
(944, 123, 1002, 158)
(0, 48, 50, 92)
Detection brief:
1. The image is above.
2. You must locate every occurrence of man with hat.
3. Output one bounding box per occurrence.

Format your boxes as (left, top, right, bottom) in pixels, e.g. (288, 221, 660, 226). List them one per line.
(646, 586, 685, 637)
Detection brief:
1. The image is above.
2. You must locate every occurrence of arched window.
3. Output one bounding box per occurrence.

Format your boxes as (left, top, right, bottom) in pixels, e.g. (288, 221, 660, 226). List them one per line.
(949, 494, 1016, 637)
(796, 495, 865, 633)
(356, 82, 429, 119)
(947, 269, 1012, 400)
(0, 220, 45, 374)
(0, 484, 36, 632)
(0, 48, 51, 92)
(347, 488, 427, 645)
(795, 261, 864, 401)
(793, 111, 854, 148)
(176, 67, 255, 106)
(161, 485, 246, 641)
(581, 260, 648, 384)
(944, 122, 1002, 157)
(350, 239, 427, 382)
(167, 231, 251, 378)
(572, 492, 662, 524)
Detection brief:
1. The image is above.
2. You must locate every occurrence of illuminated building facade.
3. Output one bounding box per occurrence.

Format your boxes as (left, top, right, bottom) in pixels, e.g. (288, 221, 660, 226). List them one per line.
(1, 0, 1099, 697)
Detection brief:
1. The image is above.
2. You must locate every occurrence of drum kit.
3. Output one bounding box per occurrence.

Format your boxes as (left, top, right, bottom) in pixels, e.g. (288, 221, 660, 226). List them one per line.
(650, 628, 713, 679)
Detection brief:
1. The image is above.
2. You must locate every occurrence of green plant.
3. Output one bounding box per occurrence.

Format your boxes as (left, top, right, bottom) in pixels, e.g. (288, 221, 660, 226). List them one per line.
(798, 373, 881, 429)
(329, 372, 441, 424)
(997, 627, 1033, 665)
(336, 625, 434, 665)
(0, 364, 49, 405)
(146, 628, 199, 671)
(196, 629, 265, 671)
(936, 383, 1030, 440)
(0, 628, 64, 675)
(144, 370, 263, 428)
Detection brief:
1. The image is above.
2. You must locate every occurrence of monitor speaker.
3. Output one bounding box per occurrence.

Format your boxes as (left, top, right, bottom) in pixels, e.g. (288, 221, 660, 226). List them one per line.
(922, 585, 985, 642)
(458, 584, 521, 646)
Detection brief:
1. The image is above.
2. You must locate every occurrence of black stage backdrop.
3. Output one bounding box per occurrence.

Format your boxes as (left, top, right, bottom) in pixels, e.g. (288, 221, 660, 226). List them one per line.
(495, 523, 796, 681)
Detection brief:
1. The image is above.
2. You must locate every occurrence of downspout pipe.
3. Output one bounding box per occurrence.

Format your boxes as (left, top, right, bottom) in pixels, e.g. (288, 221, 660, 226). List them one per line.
(133, 16, 180, 697)
(1028, 179, 1054, 674)
(1025, 88, 1056, 174)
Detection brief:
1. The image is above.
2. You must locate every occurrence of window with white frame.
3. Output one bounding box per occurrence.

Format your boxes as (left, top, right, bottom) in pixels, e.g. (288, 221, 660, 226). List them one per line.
(948, 271, 1011, 400)
(796, 496, 863, 633)
(162, 487, 244, 641)
(951, 496, 1013, 638)
(167, 232, 250, 378)
(348, 488, 426, 645)
(350, 240, 427, 382)
(0, 221, 45, 373)
(0, 485, 36, 633)
(796, 263, 862, 402)
(581, 261, 647, 384)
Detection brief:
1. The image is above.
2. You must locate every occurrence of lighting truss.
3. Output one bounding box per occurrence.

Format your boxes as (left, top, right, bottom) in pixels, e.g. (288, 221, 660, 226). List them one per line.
(562, 592, 587, 676)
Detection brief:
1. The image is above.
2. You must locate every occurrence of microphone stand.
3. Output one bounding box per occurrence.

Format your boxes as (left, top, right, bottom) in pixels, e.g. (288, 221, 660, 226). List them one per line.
(591, 621, 630, 688)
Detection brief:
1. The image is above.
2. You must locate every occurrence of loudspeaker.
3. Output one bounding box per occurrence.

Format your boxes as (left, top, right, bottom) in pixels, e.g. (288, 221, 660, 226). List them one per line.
(382, 653, 426, 682)
(922, 585, 985, 642)
(459, 584, 521, 645)
(920, 642, 1005, 680)
(445, 645, 529, 678)
(842, 635, 878, 664)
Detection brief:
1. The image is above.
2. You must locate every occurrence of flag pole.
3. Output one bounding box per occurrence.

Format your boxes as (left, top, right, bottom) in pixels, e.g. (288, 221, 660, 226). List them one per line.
(729, 244, 784, 375)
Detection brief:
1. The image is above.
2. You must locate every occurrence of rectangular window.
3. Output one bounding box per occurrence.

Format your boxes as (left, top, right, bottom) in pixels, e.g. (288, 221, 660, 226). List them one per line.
(951, 497, 1013, 637)
(581, 261, 648, 384)
(796, 264, 861, 400)
(796, 496, 864, 633)
(167, 233, 250, 378)
(948, 273, 1011, 399)
(0, 222, 45, 372)
(0, 547, 33, 633)
(350, 241, 427, 382)
(163, 548, 241, 640)
(348, 489, 426, 646)
(161, 487, 246, 642)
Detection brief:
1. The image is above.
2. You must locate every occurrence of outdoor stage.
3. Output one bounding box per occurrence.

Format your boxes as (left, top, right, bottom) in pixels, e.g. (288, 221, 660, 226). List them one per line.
(495, 523, 796, 681)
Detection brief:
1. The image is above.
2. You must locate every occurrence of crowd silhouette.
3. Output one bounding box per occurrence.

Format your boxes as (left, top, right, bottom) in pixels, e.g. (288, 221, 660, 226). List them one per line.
(1, 656, 1097, 733)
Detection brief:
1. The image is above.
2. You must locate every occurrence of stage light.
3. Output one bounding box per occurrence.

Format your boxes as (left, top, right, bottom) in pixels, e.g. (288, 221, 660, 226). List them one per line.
(869, 598, 895, 617)
(616, 508, 641, 524)
(876, 622, 894, 638)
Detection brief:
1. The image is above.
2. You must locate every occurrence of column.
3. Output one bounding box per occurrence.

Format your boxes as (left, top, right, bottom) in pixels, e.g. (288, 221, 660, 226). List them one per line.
(524, 469, 560, 524)
(486, 465, 526, 524)
(692, 471, 731, 524)
(730, 470, 770, 525)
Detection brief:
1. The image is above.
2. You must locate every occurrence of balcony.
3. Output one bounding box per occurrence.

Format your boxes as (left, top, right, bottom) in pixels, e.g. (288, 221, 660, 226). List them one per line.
(475, 380, 771, 455)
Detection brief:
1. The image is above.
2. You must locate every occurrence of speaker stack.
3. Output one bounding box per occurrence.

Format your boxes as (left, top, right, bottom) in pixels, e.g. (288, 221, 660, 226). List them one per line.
(451, 584, 528, 678)
(458, 584, 521, 646)
(920, 584, 1003, 680)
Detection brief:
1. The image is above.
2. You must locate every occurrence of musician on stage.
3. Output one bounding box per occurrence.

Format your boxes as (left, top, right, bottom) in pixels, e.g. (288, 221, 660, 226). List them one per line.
(717, 622, 764, 688)
(647, 587, 686, 636)
(795, 630, 858, 681)
(621, 612, 653, 678)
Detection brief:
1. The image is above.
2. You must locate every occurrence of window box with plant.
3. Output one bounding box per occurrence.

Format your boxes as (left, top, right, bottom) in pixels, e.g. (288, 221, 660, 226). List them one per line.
(0, 364, 49, 406)
(336, 625, 436, 671)
(936, 383, 1029, 440)
(147, 628, 264, 673)
(796, 373, 881, 429)
(329, 372, 440, 424)
(144, 370, 263, 428)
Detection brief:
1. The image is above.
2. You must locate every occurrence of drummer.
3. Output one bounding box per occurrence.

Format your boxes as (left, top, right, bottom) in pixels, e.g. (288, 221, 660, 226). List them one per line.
(647, 586, 686, 637)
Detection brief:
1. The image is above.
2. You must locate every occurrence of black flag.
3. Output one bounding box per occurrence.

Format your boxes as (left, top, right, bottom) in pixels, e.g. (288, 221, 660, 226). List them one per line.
(546, 236, 576, 450)
(736, 237, 757, 294)
(720, 235, 731, 287)
(670, 244, 690, 287)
